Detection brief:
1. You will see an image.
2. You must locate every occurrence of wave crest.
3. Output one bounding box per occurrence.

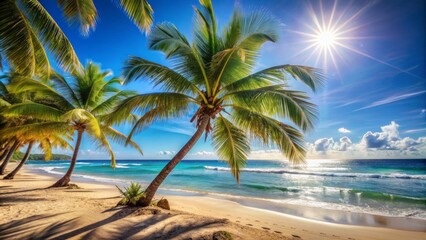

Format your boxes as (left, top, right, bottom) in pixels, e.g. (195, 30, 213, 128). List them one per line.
(204, 166, 426, 180)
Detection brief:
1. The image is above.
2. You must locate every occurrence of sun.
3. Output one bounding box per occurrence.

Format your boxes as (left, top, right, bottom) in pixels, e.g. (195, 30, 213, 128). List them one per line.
(286, 1, 352, 70)
(316, 30, 337, 48)
(287, 0, 421, 79)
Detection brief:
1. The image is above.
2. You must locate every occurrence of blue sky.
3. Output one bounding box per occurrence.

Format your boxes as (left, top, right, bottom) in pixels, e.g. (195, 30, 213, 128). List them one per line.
(33, 0, 426, 159)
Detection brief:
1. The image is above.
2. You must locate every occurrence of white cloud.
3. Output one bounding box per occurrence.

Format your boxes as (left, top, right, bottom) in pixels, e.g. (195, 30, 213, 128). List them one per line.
(334, 136, 353, 151)
(308, 121, 426, 158)
(338, 127, 351, 134)
(192, 151, 215, 156)
(314, 138, 335, 152)
(251, 149, 281, 154)
(359, 121, 399, 149)
(310, 136, 353, 153)
(79, 149, 119, 159)
(158, 151, 176, 155)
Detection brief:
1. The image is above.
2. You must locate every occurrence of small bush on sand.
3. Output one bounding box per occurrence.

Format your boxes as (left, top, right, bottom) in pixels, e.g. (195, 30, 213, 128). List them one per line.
(116, 182, 145, 206)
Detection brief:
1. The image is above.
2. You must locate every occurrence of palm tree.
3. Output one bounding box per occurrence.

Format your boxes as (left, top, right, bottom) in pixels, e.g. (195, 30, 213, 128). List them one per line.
(111, 0, 324, 206)
(0, 0, 153, 76)
(3, 133, 72, 179)
(0, 78, 32, 174)
(0, 139, 21, 174)
(3, 141, 33, 179)
(2, 62, 143, 187)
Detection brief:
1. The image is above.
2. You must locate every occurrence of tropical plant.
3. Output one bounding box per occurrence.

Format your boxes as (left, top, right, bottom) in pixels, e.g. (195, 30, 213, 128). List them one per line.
(111, 0, 324, 206)
(0, 139, 21, 174)
(1, 62, 143, 187)
(3, 133, 72, 179)
(0, 0, 153, 76)
(116, 182, 145, 206)
(0, 77, 37, 174)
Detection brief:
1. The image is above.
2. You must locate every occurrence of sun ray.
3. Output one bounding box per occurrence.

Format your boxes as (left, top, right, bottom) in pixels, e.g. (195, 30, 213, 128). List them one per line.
(334, 42, 424, 80)
(288, 0, 424, 80)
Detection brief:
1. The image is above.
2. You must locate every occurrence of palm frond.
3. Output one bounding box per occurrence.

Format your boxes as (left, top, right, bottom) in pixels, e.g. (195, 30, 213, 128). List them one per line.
(28, 24, 50, 78)
(2, 102, 64, 121)
(125, 107, 167, 142)
(148, 23, 208, 89)
(0, 0, 34, 75)
(0, 98, 11, 108)
(193, 0, 219, 64)
(227, 9, 279, 51)
(91, 90, 135, 115)
(39, 138, 52, 160)
(210, 47, 249, 91)
(231, 105, 306, 163)
(212, 116, 250, 183)
(50, 71, 82, 107)
(57, 0, 97, 36)
(224, 86, 318, 131)
(281, 65, 325, 92)
(102, 125, 143, 155)
(109, 92, 195, 125)
(222, 9, 279, 75)
(0, 122, 70, 140)
(220, 65, 289, 93)
(8, 75, 74, 110)
(122, 56, 201, 95)
(118, 0, 153, 33)
(21, 0, 81, 72)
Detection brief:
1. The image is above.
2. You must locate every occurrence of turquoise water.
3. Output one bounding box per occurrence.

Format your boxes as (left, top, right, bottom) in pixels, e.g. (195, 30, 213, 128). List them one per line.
(27, 159, 426, 220)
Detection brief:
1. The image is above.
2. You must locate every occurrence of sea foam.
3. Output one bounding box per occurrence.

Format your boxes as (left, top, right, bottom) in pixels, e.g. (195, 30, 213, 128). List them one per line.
(204, 166, 426, 180)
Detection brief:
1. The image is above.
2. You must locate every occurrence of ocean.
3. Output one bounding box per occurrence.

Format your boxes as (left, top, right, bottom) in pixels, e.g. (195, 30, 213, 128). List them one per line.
(26, 159, 426, 225)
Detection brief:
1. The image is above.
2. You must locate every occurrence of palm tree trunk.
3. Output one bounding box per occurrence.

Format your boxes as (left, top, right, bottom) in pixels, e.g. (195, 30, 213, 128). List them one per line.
(4, 141, 34, 180)
(50, 130, 84, 188)
(0, 139, 12, 164)
(0, 148, 8, 164)
(138, 115, 210, 206)
(0, 140, 20, 175)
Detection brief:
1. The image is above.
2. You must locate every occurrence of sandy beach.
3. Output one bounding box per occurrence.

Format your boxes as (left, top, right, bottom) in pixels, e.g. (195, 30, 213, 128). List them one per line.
(0, 163, 424, 240)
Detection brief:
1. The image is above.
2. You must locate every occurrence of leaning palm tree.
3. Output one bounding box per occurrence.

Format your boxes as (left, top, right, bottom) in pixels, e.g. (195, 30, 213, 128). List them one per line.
(2, 63, 143, 187)
(3, 133, 73, 179)
(0, 138, 21, 174)
(0, 78, 33, 174)
(111, 0, 324, 206)
(0, 0, 153, 76)
(0, 74, 72, 175)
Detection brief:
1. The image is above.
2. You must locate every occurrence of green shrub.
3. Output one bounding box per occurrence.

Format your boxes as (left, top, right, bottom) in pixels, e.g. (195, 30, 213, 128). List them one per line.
(116, 182, 145, 206)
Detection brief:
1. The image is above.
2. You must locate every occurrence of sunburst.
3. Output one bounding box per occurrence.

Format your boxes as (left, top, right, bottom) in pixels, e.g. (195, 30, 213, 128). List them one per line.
(289, 0, 421, 79)
(289, 0, 367, 70)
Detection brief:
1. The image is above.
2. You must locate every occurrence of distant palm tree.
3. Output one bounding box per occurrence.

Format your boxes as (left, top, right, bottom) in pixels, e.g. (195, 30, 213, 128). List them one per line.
(0, 74, 73, 175)
(0, 0, 153, 76)
(3, 133, 72, 179)
(0, 78, 35, 174)
(2, 63, 143, 187)
(0, 139, 20, 174)
(112, 0, 324, 206)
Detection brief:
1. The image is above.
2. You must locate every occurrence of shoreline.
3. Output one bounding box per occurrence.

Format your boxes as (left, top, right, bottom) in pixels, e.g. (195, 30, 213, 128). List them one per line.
(1, 164, 425, 239)
(27, 163, 426, 232)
